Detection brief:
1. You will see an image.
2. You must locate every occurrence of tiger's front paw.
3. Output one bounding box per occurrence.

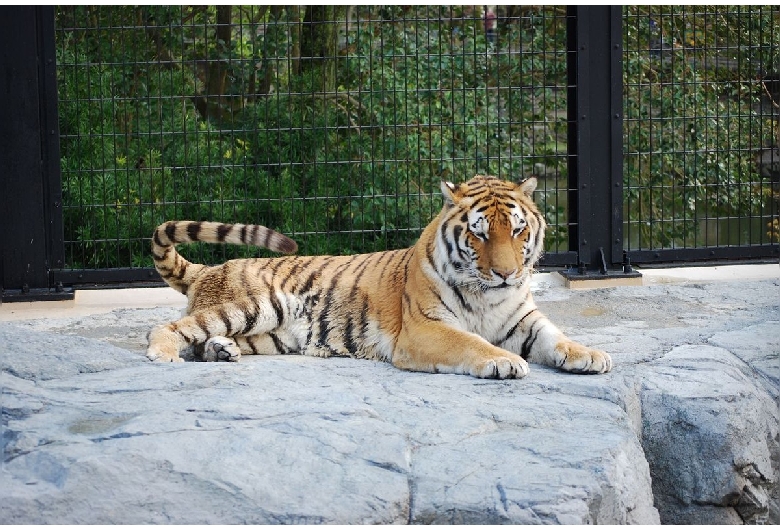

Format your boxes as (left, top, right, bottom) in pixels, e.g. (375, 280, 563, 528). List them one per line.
(474, 353, 529, 379)
(203, 336, 241, 362)
(554, 341, 612, 374)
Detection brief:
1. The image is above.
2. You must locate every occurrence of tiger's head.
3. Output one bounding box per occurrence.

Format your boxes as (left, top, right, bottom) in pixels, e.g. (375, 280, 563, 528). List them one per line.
(437, 175, 546, 290)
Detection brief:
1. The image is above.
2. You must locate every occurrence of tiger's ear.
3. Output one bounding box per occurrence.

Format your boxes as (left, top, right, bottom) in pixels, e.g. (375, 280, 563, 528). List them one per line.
(519, 177, 537, 198)
(440, 180, 458, 205)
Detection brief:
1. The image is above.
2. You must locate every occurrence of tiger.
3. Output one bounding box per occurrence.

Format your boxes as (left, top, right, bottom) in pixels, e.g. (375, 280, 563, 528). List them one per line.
(146, 174, 612, 379)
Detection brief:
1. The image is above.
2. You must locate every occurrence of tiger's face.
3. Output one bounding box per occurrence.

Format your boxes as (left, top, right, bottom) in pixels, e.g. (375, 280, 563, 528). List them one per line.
(439, 175, 545, 290)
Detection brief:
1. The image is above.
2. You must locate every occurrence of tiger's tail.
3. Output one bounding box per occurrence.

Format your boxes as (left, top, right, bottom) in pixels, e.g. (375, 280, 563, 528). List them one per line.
(151, 221, 298, 294)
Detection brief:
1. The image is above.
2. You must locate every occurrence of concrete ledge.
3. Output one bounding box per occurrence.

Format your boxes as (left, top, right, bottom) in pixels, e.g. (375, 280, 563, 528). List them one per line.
(554, 272, 644, 289)
(639, 263, 779, 284)
(0, 287, 186, 321)
(553, 263, 779, 290)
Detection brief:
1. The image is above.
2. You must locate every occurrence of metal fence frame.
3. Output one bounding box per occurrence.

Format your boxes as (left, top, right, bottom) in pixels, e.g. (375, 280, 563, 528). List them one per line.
(1, 6, 777, 301)
(0, 7, 70, 301)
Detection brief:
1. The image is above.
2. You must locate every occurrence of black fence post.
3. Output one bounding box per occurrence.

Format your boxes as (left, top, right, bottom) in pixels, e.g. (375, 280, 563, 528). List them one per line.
(0, 6, 69, 301)
(566, 6, 630, 276)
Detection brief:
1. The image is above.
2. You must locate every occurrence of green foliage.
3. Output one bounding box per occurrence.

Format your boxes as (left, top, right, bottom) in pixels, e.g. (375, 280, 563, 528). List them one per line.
(55, 6, 777, 270)
(56, 6, 570, 269)
(623, 6, 778, 249)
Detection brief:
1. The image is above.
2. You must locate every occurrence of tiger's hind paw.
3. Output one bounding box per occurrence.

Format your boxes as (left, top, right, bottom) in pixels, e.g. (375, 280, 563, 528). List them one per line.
(203, 336, 242, 362)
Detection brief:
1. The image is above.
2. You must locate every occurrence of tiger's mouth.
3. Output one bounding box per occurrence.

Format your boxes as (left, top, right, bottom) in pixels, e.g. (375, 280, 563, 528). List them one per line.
(458, 265, 524, 291)
(491, 277, 519, 289)
(474, 273, 520, 290)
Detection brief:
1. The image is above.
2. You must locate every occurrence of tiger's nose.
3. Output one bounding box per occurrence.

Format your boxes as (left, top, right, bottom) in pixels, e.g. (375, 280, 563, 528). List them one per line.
(492, 268, 517, 280)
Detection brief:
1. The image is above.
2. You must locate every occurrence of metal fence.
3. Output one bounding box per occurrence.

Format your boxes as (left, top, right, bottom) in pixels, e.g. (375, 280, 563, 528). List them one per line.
(1, 6, 778, 299)
(622, 6, 779, 262)
(54, 5, 573, 272)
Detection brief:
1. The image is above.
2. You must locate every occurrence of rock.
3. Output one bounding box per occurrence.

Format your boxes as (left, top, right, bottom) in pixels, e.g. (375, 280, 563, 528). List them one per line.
(639, 344, 780, 524)
(1, 323, 657, 524)
(708, 321, 780, 398)
(2, 276, 778, 524)
(0, 324, 147, 381)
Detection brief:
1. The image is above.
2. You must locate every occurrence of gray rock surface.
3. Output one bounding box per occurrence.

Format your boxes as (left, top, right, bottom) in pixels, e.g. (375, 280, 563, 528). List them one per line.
(640, 344, 779, 524)
(2, 274, 779, 524)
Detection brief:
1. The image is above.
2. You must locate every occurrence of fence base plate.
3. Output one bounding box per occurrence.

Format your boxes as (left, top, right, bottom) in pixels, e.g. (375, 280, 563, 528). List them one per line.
(2, 287, 75, 303)
(555, 270, 643, 289)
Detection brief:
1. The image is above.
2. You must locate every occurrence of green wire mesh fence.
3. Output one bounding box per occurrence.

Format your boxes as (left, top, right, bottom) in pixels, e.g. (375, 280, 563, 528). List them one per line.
(56, 6, 571, 269)
(623, 6, 779, 252)
(55, 6, 778, 271)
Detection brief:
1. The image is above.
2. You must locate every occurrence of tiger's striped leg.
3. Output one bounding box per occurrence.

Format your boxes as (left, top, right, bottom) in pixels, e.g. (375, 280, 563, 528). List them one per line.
(146, 300, 279, 362)
(147, 317, 240, 362)
(200, 333, 297, 362)
(503, 310, 612, 374)
(394, 322, 529, 379)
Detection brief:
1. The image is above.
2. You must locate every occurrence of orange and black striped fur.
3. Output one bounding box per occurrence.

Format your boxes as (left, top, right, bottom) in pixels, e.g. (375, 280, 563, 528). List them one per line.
(147, 175, 612, 378)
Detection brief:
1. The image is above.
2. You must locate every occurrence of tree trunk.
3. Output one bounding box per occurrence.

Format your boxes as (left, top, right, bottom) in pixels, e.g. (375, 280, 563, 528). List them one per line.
(195, 6, 233, 120)
(288, 5, 302, 77)
(300, 5, 340, 92)
(207, 7, 231, 100)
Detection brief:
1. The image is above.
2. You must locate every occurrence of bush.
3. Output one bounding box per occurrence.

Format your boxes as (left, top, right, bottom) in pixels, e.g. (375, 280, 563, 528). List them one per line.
(56, 6, 777, 270)
(623, 6, 778, 249)
(56, 6, 570, 269)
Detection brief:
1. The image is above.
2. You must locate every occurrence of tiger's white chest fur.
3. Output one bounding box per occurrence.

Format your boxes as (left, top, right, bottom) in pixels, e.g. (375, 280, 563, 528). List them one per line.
(426, 262, 537, 346)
